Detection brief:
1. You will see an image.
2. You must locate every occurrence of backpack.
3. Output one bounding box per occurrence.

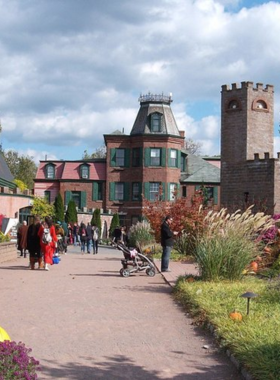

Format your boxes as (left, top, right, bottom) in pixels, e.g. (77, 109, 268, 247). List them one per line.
(42, 228, 52, 245)
(93, 228, 98, 241)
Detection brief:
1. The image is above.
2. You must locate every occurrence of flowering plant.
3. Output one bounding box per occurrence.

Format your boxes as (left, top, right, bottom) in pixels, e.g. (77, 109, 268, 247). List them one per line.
(0, 341, 40, 379)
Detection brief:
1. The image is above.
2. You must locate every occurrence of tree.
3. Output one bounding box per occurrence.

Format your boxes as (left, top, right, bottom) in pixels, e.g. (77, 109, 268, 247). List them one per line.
(54, 193, 64, 222)
(82, 145, 107, 159)
(1, 150, 37, 189)
(185, 138, 202, 155)
(31, 196, 55, 219)
(91, 208, 101, 231)
(142, 189, 207, 247)
(109, 213, 120, 237)
(65, 200, 77, 223)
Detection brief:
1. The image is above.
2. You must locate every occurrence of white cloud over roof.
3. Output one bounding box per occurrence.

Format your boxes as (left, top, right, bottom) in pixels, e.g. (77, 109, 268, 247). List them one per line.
(0, 0, 279, 162)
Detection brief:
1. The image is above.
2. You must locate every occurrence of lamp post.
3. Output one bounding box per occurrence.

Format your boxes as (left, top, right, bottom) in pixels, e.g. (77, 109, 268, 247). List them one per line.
(240, 291, 258, 315)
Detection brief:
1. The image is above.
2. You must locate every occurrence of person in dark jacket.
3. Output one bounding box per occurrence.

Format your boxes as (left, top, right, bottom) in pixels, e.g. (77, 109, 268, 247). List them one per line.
(27, 216, 42, 270)
(160, 215, 178, 272)
(86, 222, 93, 253)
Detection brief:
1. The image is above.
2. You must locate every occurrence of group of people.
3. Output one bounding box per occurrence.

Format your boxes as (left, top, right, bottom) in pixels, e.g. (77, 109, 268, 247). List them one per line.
(77, 222, 100, 254)
(17, 216, 58, 271)
(17, 217, 101, 270)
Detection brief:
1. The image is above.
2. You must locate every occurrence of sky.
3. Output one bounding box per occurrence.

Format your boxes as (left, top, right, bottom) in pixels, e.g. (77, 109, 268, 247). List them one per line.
(1, 0, 280, 163)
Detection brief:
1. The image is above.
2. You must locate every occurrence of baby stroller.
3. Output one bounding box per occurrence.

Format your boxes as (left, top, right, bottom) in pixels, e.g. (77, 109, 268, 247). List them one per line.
(114, 242, 156, 278)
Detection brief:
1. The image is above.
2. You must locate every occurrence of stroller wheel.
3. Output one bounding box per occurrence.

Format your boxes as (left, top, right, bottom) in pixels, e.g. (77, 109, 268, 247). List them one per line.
(122, 268, 130, 278)
(120, 268, 124, 276)
(146, 268, 156, 277)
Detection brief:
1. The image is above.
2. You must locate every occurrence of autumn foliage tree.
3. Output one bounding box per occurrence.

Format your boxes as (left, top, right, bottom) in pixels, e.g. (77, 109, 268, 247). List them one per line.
(142, 188, 208, 248)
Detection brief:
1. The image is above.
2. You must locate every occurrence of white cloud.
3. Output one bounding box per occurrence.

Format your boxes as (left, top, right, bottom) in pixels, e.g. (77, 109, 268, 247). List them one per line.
(0, 0, 279, 161)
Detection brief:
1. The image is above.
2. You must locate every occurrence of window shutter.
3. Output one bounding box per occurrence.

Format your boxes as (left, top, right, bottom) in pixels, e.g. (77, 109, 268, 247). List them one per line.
(167, 182, 171, 200)
(167, 149, 171, 167)
(144, 182, 150, 199)
(161, 182, 165, 200)
(139, 147, 143, 167)
(110, 148, 116, 167)
(213, 186, 218, 205)
(92, 182, 98, 201)
(81, 191, 87, 208)
(124, 182, 130, 201)
(109, 182, 115, 201)
(125, 149, 130, 167)
(177, 150, 181, 168)
(65, 191, 72, 206)
(161, 148, 166, 167)
(144, 148, 150, 167)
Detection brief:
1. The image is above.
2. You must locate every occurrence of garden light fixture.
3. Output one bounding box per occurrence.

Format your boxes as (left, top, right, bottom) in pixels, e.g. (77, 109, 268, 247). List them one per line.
(240, 291, 258, 315)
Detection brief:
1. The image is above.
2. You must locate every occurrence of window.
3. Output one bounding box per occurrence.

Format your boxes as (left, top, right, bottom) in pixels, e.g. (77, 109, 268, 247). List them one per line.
(228, 100, 239, 109)
(150, 148, 161, 166)
(132, 148, 141, 167)
(46, 164, 55, 179)
(170, 149, 177, 167)
(72, 191, 81, 209)
(169, 183, 177, 201)
(116, 149, 125, 166)
(256, 100, 267, 109)
(182, 186, 187, 198)
(150, 113, 161, 132)
(44, 191, 51, 203)
(150, 182, 160, 201)
(115, 183, 124, 201)
(132, 183, 141, 201)
(80, 165, 89, 179)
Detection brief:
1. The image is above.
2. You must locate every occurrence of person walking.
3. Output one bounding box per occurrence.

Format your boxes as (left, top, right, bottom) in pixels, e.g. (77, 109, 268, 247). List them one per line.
(27, 216, 43, 270)
(160, 215, 178, 273)
(38, 216, 58, 271)
(92, 223, 99, 254)
(79, 222, 87, 254)
(86, 222, 93, 253)
(17, 220, 28, 257)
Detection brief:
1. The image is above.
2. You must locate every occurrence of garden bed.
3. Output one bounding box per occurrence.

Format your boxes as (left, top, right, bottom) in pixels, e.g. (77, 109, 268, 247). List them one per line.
(174, 275, 280, 380)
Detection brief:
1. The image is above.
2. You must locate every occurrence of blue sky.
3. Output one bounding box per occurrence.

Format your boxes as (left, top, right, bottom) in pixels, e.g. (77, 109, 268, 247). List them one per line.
(0, 0, 280, 163)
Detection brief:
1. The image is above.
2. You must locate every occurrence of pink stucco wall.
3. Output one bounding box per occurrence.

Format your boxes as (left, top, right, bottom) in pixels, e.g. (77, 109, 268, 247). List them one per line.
(0, 194, 33, 218)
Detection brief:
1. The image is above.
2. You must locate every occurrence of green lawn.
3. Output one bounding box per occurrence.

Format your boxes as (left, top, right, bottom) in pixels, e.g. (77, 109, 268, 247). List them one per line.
(173, 275, 280, 380)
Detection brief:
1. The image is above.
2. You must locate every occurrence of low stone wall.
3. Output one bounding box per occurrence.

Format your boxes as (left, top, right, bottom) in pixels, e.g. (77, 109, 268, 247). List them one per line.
(0, 242, 17, 264)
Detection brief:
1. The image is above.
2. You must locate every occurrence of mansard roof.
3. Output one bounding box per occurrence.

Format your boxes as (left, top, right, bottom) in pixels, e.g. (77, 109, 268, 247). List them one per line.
(130, 93, 180, 136)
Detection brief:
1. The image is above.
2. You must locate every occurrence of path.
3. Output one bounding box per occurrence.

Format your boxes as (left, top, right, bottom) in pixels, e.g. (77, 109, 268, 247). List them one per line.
(0, 245, 242, 379)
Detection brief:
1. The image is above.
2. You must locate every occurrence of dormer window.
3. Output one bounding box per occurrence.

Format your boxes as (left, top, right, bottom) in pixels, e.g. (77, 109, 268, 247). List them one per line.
(80, 164, 89, 179)
(45, 163, 55, 179)
(150, 113, 162, 132)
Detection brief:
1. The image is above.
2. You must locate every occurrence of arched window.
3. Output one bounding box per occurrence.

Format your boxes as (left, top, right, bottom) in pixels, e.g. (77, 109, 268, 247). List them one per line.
(256, 100, 267, 109)
(150, 113, 161, 132)
(228, 100, 239, 110)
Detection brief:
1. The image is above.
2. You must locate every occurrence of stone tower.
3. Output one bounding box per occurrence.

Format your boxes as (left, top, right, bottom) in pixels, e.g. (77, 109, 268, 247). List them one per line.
(220, 81, 279, 212)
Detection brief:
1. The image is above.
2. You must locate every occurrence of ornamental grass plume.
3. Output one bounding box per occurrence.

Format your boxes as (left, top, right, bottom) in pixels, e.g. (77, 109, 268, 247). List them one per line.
(0, 341, 40, 380)
(194, 206, 273, 281)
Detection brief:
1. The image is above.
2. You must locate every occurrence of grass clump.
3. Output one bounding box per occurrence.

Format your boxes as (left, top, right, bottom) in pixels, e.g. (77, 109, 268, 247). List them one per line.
(194, 207, 273, 281)
(174, 276, 280, 380)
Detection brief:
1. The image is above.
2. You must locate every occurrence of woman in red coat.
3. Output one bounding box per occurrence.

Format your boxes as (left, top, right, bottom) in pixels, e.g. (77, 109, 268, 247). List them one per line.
(38, 216, 58, 271)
